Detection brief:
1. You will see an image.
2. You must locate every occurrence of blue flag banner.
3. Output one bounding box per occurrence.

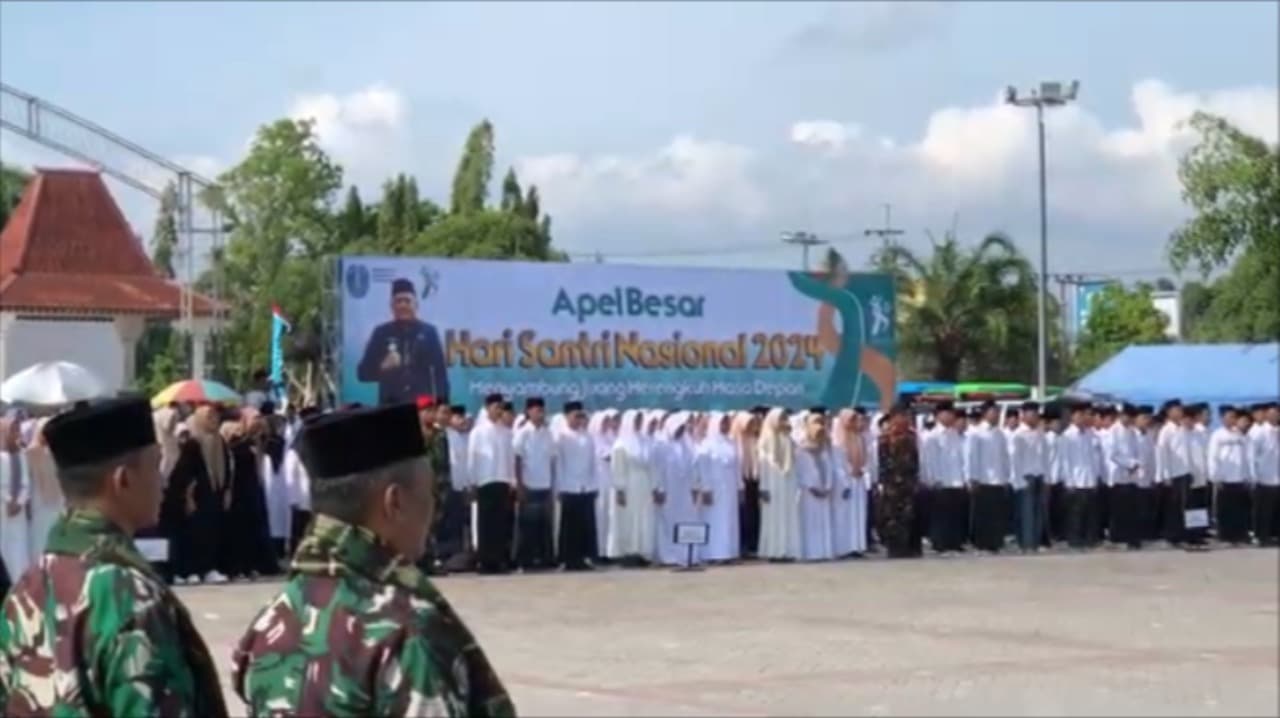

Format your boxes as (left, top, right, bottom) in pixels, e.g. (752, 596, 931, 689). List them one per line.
(270, 305, 291, 402)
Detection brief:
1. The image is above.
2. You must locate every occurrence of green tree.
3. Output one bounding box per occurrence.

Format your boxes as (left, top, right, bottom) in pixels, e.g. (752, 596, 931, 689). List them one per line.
(499, 167, 523, 214)
(204, 118, 343, 387)
(872, 232, 1063, 383)
(334, 186, 373, 247)
(151, 182, 179, 279)
(0, 163, 31, 229)
(450, 120, 494, 215)
(1168, 112, 1279, 341)
(1072, 283, 1170, 375)
(410, 210, 565, 261)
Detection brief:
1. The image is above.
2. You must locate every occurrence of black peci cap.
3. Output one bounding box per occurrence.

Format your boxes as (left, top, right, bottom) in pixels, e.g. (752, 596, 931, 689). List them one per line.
(501, 401, 515, 413)
(449, 404, 467, 416)
(563, 400, 584, 414)
(525, 396, 545, 409)
(295, 404, 425, 480)
(391, 278, 416, 297)
(42, 398, 156, 470)
(484, 393, 504, 406)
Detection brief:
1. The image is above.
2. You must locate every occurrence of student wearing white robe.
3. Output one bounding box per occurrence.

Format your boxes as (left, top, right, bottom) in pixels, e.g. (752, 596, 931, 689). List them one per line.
(609, 409, 658, 563)
(654, 412, 700, 566)
(469, 395, 517, 573)
(1248, 403, 1280, 545)
(829, 409, 860, 558)
(0, 417, 32, 581)
(22, 418, 61, 563)
(588, 409, 619, 562)
(694, 412, 741, 563)
(793, 411, 835, 561)
(757, 408, 801, 561)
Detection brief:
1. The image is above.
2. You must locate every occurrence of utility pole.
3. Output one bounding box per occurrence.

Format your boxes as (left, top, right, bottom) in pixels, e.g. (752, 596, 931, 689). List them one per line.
(780, 230, 827, 270)
(1006, 79, 1080, 400)
(1053, 272, 1088, 348)
(863, 203, 904, 250)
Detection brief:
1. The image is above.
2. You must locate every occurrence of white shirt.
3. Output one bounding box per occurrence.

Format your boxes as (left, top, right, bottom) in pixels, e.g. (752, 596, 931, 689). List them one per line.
(1053, 425, 1098, 489)
(923, 427, 966, 489)
(964, 421, 1010, 486)
(445, 428, 471, 490)
(1133, 427, 1156, 487)
(467, 421, 515, 486)
(1208, 427, 1251, 484)
(1249, 422, 1279, 486)
(1102, 423, 1140, 486)
(1156, 424, 1197, 482)
(513, 422, 556, 491)
(555, 429, 597, 494)
(1010, 424, 1049, 483)
(283, 448, 311, 510)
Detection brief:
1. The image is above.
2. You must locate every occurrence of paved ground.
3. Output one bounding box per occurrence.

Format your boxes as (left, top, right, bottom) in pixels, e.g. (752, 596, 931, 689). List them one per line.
(183, 545, 1279, 716)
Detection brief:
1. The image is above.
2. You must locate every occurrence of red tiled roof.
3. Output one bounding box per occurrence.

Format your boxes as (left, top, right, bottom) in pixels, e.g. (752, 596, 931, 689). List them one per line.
(0, 169, 220, 316)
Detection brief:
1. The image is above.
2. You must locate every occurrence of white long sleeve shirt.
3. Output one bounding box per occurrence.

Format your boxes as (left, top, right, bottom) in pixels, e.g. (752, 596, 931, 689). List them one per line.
(1249, 423, 1279, 486)
(923, 427, 966, 489)
(1133, 427, 1156, 488)
(1207, 427, 1252, 484)
(467, 422, 516, 486)
(1010, 424, 1049, 483)
(1156, 424, 1197, 482)
(1053, 425, 1098, 489)
(513, 423, 556, 491)
(445, 428, 471, 490)
(282, 447, 311, 510)
(964, 422, 1011, 487)
(555, 430, 597, 494)
(1102, 423, 1141, 486)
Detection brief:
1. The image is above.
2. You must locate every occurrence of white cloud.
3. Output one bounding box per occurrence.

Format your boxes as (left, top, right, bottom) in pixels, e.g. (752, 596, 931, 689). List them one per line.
(518, 79, 1277, 269)
(288, 84, 408, 190)
(784, 2, 952, 56)
(789, 120, 861, 155)
(517, 134, 767, 224)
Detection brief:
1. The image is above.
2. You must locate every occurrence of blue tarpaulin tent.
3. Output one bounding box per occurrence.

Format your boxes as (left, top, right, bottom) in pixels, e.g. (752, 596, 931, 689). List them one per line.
(1072, 342, 1280, 407)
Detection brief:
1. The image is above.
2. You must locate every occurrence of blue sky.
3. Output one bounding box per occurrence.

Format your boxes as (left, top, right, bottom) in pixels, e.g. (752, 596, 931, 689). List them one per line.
(1, 1, 1275, 277)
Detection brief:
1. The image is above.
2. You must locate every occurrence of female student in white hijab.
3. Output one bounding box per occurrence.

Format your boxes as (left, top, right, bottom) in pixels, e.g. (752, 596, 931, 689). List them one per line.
(831, 409, 871, 558)
(794, 408, 836, 561)
(0, 416, 31, 580)
(694, 411, 741, 563)
(757, 407, 801, 561)
(654, 411, 701, 566)
(588, 408, 619, 563)
(24, 417, 62, 562)
(609, 409, 658, 565)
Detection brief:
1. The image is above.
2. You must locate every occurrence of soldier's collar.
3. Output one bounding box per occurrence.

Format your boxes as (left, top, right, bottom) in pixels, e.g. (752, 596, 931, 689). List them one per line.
(291, 514, 410, 582)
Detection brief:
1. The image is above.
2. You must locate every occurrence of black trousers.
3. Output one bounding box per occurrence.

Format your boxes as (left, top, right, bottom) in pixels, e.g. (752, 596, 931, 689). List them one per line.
(476, 482, 514, 572)
(515, 488, 555, 569)
(1107, 484, 1143, 547)
(929, 487, 969, 552)
(1096, 484, 1111, 542)
(1139, 486, 1162, 541)
(1162, 475, 1193, 544)
(911, 488, 931, 554)
(970, 485, 1008, 552)
(740, 477, 761, 556)
(557, 492, 597, 569)
(1214, 483, 1252, 544)
(434, 487, 469, 560)
(866, 488, 878, 547)
(1065, 488, 1099, 548)
(290, 508, 313, 554)
(1254, 485, 1280, 545)
(1048, 483, 1067, 543)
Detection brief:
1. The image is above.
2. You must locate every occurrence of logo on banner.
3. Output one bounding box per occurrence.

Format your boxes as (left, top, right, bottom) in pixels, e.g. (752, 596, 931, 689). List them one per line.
(345, 263, 371, 299)
(419, 266, 440, 300)
(869, 295, 891, 337)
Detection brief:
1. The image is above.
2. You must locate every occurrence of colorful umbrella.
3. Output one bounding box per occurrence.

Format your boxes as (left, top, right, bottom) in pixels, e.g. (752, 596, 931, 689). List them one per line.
(151, 379, 242, 408)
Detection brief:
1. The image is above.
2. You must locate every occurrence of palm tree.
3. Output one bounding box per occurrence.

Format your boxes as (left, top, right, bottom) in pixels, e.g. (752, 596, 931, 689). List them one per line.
(871, 231, 1048, 382)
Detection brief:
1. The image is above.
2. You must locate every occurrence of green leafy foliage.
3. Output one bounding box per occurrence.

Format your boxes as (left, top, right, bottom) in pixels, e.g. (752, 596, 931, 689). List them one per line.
(1167, 112, 1279, 342)
(0, 163, 31, 230)
(150, 182, 179, 279)
(869, 232, 1065, 383)
(1072, 283, 1170, 375)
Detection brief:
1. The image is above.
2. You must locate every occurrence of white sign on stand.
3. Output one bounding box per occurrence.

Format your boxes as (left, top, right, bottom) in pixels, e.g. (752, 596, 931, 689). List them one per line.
(136, 538, 169, 562)
(672, 522, 709, 572)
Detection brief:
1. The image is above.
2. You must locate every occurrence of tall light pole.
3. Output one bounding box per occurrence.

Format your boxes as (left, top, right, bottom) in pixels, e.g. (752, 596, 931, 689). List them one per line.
(863, 203, 904, 251)
(781, 230, 827, 270)
(1006, 80, 1079, 400)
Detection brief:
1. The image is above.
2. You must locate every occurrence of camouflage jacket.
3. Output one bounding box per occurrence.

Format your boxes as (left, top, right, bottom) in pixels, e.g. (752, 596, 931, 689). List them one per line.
(425, 429, 452, 505)
(0, 509, 229, 718)
(233, 514, 515, 718)
(877, 428, 920, 495)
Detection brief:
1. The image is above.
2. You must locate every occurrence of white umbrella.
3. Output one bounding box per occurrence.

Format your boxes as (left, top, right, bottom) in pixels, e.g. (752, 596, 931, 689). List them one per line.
(0, 361, 107, 406)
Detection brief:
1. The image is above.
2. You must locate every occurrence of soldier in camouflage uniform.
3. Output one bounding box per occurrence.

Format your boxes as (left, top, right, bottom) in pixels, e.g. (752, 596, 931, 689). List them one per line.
(233, 402, 515, 717)
(0, 398, 228, 717)
(415, 396, 452, 573)
(876, 403, 922, 559)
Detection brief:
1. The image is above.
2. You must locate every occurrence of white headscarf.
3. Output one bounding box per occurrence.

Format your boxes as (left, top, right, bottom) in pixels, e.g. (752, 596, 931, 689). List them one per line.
(698, 411, 737, 461)
(550, 412, 569, 438)
(589, 408, 619, 457)
(613, 409, 647, 459)
(790, 411, 809, 443)
(759, 407, 794, 474)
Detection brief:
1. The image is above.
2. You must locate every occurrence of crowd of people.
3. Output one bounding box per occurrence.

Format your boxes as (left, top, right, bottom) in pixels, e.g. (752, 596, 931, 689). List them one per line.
(2, 393, 1277, 592)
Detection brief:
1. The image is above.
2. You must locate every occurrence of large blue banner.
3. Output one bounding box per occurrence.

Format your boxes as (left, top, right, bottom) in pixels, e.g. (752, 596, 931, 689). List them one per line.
(337, 257, 897, 411)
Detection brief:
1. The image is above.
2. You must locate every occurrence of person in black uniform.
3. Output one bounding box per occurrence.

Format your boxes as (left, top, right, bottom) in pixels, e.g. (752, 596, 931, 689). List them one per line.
(356, 277, 450, 406)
